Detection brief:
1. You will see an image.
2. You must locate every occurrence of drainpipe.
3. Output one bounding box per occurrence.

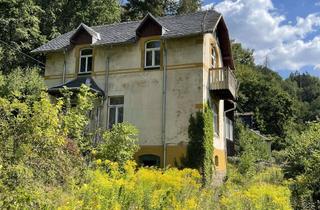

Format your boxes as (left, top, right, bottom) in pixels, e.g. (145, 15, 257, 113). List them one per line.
(62, 48, 67, 83)
(104, 55, 110, 129)
(162, 40, 168, 168)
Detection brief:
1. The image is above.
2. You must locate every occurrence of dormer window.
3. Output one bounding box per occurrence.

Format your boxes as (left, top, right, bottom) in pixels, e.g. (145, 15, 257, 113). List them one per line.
(145, 41, 160, 69)
(79, 48, 93, 73)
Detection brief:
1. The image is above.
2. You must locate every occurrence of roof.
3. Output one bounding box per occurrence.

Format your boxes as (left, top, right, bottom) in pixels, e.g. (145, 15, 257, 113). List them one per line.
(48, 76, 105, 97)
(32, 10, 221, 53)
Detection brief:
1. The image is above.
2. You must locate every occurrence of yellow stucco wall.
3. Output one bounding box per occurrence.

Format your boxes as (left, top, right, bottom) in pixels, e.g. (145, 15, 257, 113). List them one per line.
(43, 32, 229, 173)
(134, 143, 187, 168)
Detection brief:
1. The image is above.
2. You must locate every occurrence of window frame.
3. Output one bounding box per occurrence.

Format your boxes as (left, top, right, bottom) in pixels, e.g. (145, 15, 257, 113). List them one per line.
(212, 103, 219, 136)
(79, 48, 93, 74)
(144, 40, 161, 69)
(107, 96, 124, 129)
(211, 45, 217, 68)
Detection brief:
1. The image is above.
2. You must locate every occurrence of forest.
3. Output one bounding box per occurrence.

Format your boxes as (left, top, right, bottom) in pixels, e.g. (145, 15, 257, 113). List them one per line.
(0, 0, 320, 209)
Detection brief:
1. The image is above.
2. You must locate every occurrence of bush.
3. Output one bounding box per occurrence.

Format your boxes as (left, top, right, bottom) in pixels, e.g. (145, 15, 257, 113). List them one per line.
(184, 105, 214, 185)
(220, 164, 292, 210)
(58, 161, 216, 209)
(97, 123, 139, 167)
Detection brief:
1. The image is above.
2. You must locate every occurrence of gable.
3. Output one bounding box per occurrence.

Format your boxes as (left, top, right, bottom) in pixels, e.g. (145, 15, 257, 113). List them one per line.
(136, 14, 163, 37)
(216, 17, 235, 70)
(70, 27, 92, 45)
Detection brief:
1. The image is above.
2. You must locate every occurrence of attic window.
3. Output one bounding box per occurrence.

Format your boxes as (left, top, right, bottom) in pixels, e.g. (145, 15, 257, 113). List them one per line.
(79, 48, 93, 73)
(145, 40, 160, 69)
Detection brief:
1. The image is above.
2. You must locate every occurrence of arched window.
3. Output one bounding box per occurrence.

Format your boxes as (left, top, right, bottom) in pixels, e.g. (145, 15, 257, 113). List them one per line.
(139, 154, 160, 167)
(79, 48, 93, 73)
(145, 40, 160, 69)
(211, 45, 217, 68)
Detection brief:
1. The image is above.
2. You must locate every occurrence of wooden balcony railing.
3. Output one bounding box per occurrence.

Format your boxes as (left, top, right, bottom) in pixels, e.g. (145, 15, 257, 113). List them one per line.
(209, 67, 237, 99)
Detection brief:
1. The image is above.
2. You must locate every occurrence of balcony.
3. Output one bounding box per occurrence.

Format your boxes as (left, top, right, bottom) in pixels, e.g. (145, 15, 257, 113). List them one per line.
(209, 67, 237, 100)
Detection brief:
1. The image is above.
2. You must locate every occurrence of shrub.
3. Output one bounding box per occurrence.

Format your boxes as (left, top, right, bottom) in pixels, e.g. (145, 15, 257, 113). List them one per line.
(58, 161, 216, 209)
(220, 164, 292, 210)
(97, 123, 139, 167)
(184, 105, 214, 185)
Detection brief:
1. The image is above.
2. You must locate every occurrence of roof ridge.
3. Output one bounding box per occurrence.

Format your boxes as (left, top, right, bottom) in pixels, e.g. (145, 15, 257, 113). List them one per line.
(92, 19, 141, 29)
(91, 10, 217, 29)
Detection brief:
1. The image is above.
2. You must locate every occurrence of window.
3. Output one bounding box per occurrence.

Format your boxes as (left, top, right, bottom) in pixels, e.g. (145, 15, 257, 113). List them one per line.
(215, 155, 219, 166)
(139, 154, 160, 167)
(213, 103, 219, 135)
(225, 117, 234, 141)
(79, 48, 93, 73)
(211, 46, 217, 68)
(108, 96, 124, 129)
(145, 40, 160, 68)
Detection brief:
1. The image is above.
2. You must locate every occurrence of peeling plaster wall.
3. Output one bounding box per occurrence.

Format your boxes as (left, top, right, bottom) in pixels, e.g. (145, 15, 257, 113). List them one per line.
(43, 33, 228, 168)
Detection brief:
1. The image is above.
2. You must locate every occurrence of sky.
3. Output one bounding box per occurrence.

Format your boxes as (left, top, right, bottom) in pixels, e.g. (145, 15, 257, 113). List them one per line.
(202, 0, 320, 78)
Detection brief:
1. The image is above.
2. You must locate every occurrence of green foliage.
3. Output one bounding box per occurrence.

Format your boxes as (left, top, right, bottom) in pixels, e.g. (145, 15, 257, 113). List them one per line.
(236, 64, 298, 138)
(36, 0, 121, 38)
(122, 0, 201, 21)
(57, 161, 216, 209)
(177, 0, 201, 15)
(97, 123, 140, 167)
(0, 0, 45, 72)
(235, 120, 271, 175)
(220, 164, 292, 210)
(0, 69, 97, 208)
(283, 122, 320, 209)
(285, 72, 320, 122)
(184, 105, 214, 185)
(122, 0, 169, 21)
(231, 42, 255, 66)
(61, 84, 98, 153)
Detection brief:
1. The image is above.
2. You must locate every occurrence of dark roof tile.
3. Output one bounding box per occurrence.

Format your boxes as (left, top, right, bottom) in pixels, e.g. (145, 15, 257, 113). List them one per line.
(32, 10, 221, 53)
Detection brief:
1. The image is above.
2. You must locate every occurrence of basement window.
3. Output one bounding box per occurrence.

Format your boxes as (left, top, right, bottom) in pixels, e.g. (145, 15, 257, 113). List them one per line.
(79, 48, 93, 73)
(139, 154, 160, 167)
(145, 40, 160, 69)
(108, 96, 124, 129)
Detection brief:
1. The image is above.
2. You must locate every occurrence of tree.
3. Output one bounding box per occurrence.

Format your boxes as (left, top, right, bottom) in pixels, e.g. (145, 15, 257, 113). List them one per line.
(122, 0, 168, 21)
(97, 123, 139, 166)
(231, 42, 255, 66)
(0, 0, 45, 72)
(0, 69, 97, 208)
(177, 0, 201, 15)
(36, 0, 121, 39)
(122, 0, 200, 21)
(284, 122, 320, 209)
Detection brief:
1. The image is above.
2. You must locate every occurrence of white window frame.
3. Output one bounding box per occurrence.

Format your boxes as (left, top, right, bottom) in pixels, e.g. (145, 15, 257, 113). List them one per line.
(107, 96, 124, 129)
(79, 48, 93, 73)
(144, 40, 160, 68)
(213, 103, 219, 136)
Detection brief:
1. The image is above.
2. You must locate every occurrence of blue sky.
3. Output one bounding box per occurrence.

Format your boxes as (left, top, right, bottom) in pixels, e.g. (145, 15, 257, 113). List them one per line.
(202, 0, 320, 78)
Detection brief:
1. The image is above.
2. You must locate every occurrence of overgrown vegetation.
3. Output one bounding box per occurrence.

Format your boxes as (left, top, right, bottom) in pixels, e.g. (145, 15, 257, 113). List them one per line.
(1, 1, 320, 208)
(184, 105, 214, 185)
(233, 42, 320, 209)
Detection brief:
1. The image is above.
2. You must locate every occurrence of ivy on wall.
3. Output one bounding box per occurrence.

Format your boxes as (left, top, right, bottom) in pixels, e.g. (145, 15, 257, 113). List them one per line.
(183, 104, 214, 185)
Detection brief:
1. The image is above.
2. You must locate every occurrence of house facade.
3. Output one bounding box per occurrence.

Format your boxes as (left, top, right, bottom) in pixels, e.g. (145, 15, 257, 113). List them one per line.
(32, 10, 236, 176)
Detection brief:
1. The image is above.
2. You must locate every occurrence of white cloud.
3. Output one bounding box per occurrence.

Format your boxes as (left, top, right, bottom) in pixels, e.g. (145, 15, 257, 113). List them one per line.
(206, 0, 320, 72)
(202, 3, 214, 10)
(316, 1, 320, 6)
